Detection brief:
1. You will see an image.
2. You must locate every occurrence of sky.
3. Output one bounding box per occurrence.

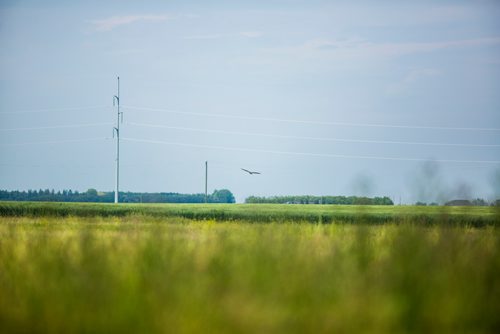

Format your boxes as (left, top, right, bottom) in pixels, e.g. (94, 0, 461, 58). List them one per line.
(0, 0, 499, 203)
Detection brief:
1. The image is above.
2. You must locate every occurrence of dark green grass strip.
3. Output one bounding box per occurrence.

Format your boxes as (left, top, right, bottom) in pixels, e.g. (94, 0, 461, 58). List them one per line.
(1, 201, 498, 227)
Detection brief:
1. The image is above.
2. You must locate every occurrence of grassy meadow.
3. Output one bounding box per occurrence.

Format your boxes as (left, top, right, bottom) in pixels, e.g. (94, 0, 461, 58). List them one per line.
(0, 202, 499, 333)
(0, 201, 498, 226)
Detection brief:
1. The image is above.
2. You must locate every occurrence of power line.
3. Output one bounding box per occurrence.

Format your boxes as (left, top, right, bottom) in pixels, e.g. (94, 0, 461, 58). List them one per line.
(0, 138, 109, 146)
(127, 122, 500, 148)
(122, 137, 500, 164)
(0, 162, 110, 168)
(0, 122, 113, 132)
(0, 105, 108, 115)
(122, 105, 500, 132)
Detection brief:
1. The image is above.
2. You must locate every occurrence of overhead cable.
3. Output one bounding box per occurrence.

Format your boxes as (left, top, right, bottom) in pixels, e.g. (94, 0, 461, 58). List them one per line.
(0, 105, 108, 115)
(122, 137, 500, 164)
(128, 122, 500, 148)
(122, 105, 500, 132)
(0, 122, 113, 132)
(0, 138, 109, 146)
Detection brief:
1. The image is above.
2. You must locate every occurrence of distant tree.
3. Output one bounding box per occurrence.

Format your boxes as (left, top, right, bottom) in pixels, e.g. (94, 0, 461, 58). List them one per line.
(0, 188, 237, 204)
(86, 188, 98, 197)
(415, 202, 427, 206)
(353, 197, 371, 205)
(471, 198, 488, 206)
(244, 195, 394, 205)
(211, 189, 235, 203)
(445, 199, 472, 206)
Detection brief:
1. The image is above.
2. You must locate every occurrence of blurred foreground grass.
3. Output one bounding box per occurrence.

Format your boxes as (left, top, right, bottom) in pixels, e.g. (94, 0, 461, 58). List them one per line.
(1, 216, 499, 333)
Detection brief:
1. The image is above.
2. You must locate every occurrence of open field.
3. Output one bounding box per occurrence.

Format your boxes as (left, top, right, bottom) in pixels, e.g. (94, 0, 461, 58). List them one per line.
(0, 201, 498, 226)
(1, 204, 499, 333)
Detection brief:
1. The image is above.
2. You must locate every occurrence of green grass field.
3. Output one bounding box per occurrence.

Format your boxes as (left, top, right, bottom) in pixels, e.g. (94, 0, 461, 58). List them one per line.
(1, 201, 498, 226)
(1, 203, 499, 333)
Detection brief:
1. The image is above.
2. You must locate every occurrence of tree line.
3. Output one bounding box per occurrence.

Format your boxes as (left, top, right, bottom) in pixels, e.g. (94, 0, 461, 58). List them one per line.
(245, 195, 394, 205)
(0, 189, 235, 204)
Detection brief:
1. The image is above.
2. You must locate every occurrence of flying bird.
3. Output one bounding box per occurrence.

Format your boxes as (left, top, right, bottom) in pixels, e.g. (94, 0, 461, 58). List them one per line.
(241, 168, 261, 175)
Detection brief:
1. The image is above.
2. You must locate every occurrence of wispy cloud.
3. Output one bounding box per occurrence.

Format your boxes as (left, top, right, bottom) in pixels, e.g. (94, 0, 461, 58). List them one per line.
(386, 68, 441, 95)
(300, 37, 500, 57)
(239, 31, 263, 38)
(253, 36, 500, 67)
(237, 36, 500, 73)
(90, 15, 170, 32)
(403, 69, 441, 83)
(372, 37, 500, 57)
(184, 31, 263, 40)
(183, 33, 226, 40)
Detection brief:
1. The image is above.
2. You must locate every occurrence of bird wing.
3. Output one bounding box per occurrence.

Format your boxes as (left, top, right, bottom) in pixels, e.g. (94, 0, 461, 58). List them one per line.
(242, 168, 261, 175)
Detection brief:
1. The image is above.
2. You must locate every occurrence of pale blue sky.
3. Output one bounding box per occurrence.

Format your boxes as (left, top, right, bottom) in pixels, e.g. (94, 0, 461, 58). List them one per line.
(1, 0, 499, 203)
